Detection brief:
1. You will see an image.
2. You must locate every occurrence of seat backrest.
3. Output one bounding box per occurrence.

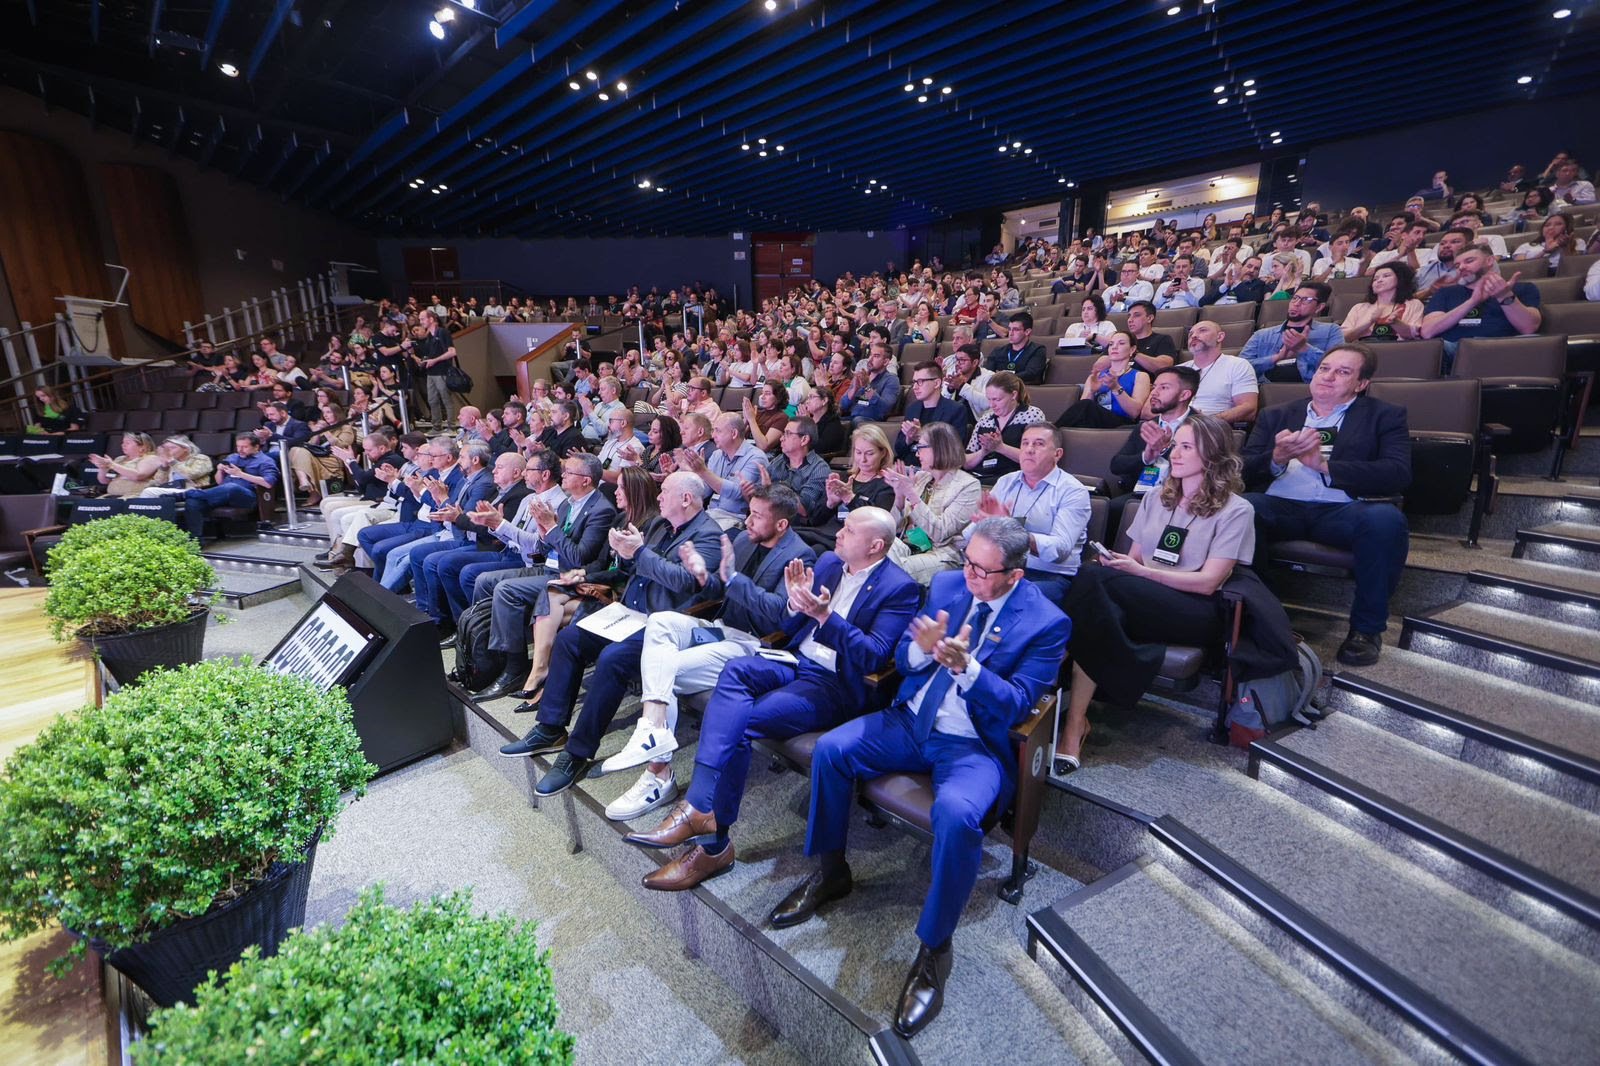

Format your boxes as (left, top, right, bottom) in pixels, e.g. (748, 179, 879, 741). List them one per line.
(720, 386, 751, 412)
(1371, 340, 1443, 380)
(1085, 495, 1109, 554)
(1058, 427, 1131, 491)
(1049, 355, 1098, 386)
(1206, 301, 1258, 324)
(1556, 252, 1599, 279)
(1542, 303, 1600, 337)
(124, 410, 161, 432)
(1112, 494, 1143, 552)
(1453, 335, 1568, 381)
(900, 342, 938, 368)
(1029, 385, 1083, 422)
(1154, 307, 1198, 329)
(1257, 300, 1291, 327)
(193, 431, 234, 457)
(0, 494, 57, 552)
(1259, 382, 1310, 410)
(1368, 379, 1481, 435)
(183, 391, 220, 410)
(1529, 275, 1584, 304)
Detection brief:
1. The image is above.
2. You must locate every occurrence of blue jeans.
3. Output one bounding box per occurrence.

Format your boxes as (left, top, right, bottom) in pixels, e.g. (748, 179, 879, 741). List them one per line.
(183, 482, 257, 538)
(1246, 493, 1409, 634)
(357, 519, 431, 576)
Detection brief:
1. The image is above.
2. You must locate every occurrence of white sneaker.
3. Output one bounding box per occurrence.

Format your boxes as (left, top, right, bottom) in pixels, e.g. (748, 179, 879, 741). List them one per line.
(599, 720, 680, 774)
(605, 769, 678, 821)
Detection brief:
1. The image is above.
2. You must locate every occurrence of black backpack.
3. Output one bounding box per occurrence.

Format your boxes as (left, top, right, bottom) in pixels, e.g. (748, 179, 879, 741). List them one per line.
(453, 599, 502, 692)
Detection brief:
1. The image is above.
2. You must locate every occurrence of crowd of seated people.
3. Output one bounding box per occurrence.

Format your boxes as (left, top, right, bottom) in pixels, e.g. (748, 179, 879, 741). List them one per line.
(18, 153, 1599, 1044)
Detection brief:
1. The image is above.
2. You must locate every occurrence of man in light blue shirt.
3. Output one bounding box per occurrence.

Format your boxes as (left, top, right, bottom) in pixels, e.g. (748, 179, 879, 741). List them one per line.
(1151, 255, 1206, 310)
(1239, 282, 1344, 382)
(966, 424, 1090, 607)
(685, 412, 769, 529)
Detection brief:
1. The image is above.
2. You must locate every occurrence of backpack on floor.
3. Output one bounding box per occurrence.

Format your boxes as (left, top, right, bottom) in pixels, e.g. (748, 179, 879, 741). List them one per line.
(1224, 640, 1325, 748)
(453, 598, 502, 692)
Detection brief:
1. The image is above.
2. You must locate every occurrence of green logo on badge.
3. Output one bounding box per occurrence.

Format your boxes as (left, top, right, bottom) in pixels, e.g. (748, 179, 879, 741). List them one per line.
(1162, 531, 1182, 549)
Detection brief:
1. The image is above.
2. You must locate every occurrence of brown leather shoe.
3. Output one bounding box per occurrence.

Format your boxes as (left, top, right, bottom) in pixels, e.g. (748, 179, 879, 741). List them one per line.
(623, 800, 716, 849)
(642, 842, 735, 891)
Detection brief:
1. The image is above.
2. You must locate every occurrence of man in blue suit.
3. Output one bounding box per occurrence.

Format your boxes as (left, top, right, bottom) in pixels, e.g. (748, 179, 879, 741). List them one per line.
(377, 441, 496, 592)
(558, 484, 816, 821)
(624, 506, 921, 891)
(499, 471, 725, 767)
(357, 438, 465, 580)
(768, 517, 1069, 1038)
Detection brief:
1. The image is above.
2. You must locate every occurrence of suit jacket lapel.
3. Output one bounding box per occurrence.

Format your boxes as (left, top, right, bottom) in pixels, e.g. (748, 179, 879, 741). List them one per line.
(977, 589, 1021, 664)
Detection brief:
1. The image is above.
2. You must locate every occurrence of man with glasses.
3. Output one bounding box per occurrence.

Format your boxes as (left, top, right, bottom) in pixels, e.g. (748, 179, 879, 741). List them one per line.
(942, 343, 993, 420)
(970, 424, 1091, 607)
(1240, 282, 1344, 383)
(1243, 343, 1411, 666)
(681, 376, 722, 424)
(760, 417, 831, 524)
(840, 341, 901, 423)
(895, 361, 973, 465)
(766, 517, 1068, 1038)
(471, 452, 617, 701)
(355, 438, 466, 577)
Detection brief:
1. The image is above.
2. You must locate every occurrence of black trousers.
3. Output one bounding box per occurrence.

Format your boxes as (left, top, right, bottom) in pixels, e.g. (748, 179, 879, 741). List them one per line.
(1062, 565, 1223, 707)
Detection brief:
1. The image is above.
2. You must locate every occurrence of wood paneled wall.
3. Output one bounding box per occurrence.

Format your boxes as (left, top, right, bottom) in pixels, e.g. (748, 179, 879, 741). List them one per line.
(0, 130, 116, 356)
(100, 163, 204, 344)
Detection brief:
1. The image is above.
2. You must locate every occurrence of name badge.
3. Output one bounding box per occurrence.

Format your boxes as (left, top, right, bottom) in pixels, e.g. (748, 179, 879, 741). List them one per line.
(1460, 303, 1486, 328)
(980, 455, 999, 470)
(545, 549, 561, 571)
(1135, 461, 1165, 495)
(1152, 524, 1188, 567)
(1315, 426, 1337, 460)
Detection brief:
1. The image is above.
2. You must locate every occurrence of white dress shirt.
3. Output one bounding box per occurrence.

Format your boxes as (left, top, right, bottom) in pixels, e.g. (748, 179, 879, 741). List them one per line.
(903, 584, 1018, 739)
(797, 559, 883, 672)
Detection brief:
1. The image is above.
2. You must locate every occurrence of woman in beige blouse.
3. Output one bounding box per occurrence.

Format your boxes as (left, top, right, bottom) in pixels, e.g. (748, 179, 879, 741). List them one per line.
(883, 422, 982, 584)
(1340, 262, 1423, 342)
(90, 432, 163, 497)
(289, 400, 359, 506)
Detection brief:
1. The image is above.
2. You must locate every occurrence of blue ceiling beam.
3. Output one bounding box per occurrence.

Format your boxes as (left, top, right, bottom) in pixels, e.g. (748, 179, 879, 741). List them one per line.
(495, 0, 564, 49)
(147, 0, 165, 58)
(88, 0, 99, 43)
(200, 0, 232, 71)
(321, 0, 631, 211)
(245, 0, 297, 83)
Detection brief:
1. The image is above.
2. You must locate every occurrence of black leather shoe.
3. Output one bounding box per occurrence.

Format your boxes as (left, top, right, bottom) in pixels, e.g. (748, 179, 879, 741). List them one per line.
(435, 629, 457, 649)
(1336, 629, 1382, 667)
(473, 666, 531, 703)
(499, 724, 567, 758)
(893, 943, 952, 1039)
(769, 864, 853, 929)
(534, 750, 593, 797)
(511, 701, 539, 714)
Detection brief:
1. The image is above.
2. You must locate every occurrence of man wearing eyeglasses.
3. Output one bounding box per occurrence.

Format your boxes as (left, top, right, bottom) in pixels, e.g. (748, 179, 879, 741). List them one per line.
(767, 517, 1068, 1038)
(680, 376, 722, 424)
(894, 361, 973, 465)
(1242, 342, 1411, 666)
(1239, 282, 1345, 383)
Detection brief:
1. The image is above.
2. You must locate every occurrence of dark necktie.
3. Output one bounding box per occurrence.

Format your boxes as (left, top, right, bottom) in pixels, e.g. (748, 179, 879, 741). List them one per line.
(913, 602, 991, 744)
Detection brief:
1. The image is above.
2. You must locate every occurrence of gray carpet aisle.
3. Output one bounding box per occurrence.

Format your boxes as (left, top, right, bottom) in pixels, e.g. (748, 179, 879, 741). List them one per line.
(305, 748, 806, 1065)
(1061, 759, 1600, 1065)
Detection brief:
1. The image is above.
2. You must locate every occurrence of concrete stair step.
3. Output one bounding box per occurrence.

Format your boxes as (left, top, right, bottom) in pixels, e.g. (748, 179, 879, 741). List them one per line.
(1256, 713, 1600, 951)
(1029, 856, 1419, 1066)
(1400, 600, 1600, 703)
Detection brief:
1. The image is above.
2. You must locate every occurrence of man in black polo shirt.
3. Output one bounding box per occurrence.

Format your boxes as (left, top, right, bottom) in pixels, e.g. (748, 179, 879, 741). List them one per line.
(984, 312, 1047, 384)
(413, 310, 459, 429)
(1124, 301, 1177, 375)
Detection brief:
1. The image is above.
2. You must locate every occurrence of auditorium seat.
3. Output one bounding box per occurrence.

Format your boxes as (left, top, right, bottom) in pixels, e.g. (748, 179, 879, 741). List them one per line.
(1528, 276, 1584, 304)
(1370, 340, 1444, 379)
(1452, 334, 1571, 454)
(1206, 301, 1258, 325)
(1556, 252, 1598, 278)
(196, 409, 236, 433)
(720, 386, 751, 412)
(124, 410, 162, 433)
(1502, 258, 1551, 280)
(86, 411, 125, 433)
(215, 392, 253, 411)
(1153, 308, 1198, 329)
(161, 410, 200, 434)
(0, 493, 61, 574)
(1029, 385, 1083, 423)
(899, 342, 938, 367)
(183, 390, 220, 410)
(1057, 427, 1131, 495)
(192, 431, 234, 457)
(1048, 355, 1097, 385)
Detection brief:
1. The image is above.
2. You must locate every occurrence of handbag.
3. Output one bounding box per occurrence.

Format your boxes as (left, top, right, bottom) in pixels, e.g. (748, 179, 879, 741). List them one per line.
(444, 364, 474, 393)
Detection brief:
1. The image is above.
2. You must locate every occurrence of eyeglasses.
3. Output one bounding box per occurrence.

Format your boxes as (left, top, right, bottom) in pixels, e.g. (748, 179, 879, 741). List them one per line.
(960, 553, 1015, 579)
(912, 376, 941, 386)
(914, 441, 934, 451)
(1288, 294, 1320, 304)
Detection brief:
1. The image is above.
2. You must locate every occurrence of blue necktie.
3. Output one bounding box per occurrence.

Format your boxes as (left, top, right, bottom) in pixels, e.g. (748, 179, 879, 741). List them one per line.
(913, 602, 991, 744)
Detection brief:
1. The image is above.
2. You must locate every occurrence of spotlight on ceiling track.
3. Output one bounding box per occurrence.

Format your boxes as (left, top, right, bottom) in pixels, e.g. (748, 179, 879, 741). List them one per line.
(428, 19, 445, 39)
(435, 7, 454, 23)
(585, 70, 598, 81)
(764, 0, 778, 10)
(218, 62, 239, 77)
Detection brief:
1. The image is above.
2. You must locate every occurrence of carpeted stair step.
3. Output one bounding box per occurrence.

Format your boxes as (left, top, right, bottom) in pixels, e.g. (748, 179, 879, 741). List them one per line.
(1327, 647, 1600, 813)
(1464, 551, 1600, 599)
(1255, 714, 1600, 938)
(1029, 857, 1415, 1066)
(1459, 567, 1600, 628)
(1400, 600, 1600, 703)
(1514, 520, 1600, 565)
(1060, 760, 1600, 1065)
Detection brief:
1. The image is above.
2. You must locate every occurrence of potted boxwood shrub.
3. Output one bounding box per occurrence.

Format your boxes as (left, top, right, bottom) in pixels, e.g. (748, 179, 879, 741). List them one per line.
(132, 887, 576, 1065)
(43, 522, 216, 685)
(44, 512, 200, 575)
(0, 658, 375, 1007)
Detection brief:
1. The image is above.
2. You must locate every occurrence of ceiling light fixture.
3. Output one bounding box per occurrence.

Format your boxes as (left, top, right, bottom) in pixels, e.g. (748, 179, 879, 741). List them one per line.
(639, 179, 651, 188)
(616, 81, 628, 91)
(758, 150, 768, 157)
(1245, 89, 1257, 96)
(1243, 79, 1255, 87)
(1553, 7, 1571, 16)
(1167, 5, 1181, 14)
(1517, 75, 1533, 84)
(218, 62, 239, 77)
(1271, 137, 1283, 144)
(437, 183, 447, 191)
(998, 145, 1007, 152)
(597, 91, 610, 100)
(774, 144, 784, 151)
(864, 188, 871, 195)
(869, 178, 877, 184)
(430, 187, 442, 195)
(941, 86, 952, 94)
(917, 94, 928, 103)
(460, 0, 476, 8)
(904, 83, 915, 92)
(1023, 148, 1033, 154)
(922, 77, 933, 85)
(568, 80, 581, 90)
(1216, 97, 1228, 104)
(741, 143, 750, 150)
(1270, 130, 1280, 136)
(427, 19, 445, 39)
(584, 70, 598, 81)
(435, 7, 454, 23)
(1012, 140, 1021, 148)
(765, 0, 778, 10)
(1067, 181, 1076, 188)
(758, 137, 767, 144)
(1213, 85, 1225, 93)
(1057, 177, 1066, 183)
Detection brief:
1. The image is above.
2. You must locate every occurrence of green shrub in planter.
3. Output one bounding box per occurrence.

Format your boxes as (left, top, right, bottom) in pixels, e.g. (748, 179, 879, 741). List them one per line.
(0, 658, 375, 972)
(132, 886, 576, 1065)
(43, 537, 216, 639)
(45, 513, 200, 576)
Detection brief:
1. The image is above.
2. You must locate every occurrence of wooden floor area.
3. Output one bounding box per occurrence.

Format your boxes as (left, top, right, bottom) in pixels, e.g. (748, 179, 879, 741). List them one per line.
(0, 589, 109, 1066)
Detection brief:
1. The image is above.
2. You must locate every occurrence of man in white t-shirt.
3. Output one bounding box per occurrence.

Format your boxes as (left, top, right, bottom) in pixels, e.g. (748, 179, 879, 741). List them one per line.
(1259, 228, 1313, 276)
(1150, 319, 1258, 425)
(1367, 221, 1435, 274)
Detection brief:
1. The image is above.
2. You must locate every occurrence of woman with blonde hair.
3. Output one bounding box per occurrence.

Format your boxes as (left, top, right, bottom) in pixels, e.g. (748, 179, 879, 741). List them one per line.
(883, 422, 981, 584)
(1266, 250, 1304, 300)
(1054, 413, 1257, 772)
(89, 432, 163, 497)
(799, 424, 896, 552)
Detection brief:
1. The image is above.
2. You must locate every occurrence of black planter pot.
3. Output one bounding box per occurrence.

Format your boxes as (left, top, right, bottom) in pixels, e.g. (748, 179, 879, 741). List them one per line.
(83, 608, 209, 686)
(85, 832, 321, 1008)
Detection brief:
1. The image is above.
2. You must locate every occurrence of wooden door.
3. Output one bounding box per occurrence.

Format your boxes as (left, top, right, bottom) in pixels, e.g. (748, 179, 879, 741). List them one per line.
(752, 233, 814, 306)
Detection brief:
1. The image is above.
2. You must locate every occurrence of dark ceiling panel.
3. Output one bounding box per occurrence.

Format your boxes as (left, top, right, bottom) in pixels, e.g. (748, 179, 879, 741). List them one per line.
(0, 0, 1593, 237)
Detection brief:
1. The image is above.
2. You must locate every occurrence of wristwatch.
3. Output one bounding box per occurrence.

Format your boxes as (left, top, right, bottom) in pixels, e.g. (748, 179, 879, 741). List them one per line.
(1497, 295, 1516, 306)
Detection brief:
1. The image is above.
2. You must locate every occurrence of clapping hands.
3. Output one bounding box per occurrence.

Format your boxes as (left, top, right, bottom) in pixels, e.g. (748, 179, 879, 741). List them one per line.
(910, 610, 974, 673)
(784, 557, 831, 622)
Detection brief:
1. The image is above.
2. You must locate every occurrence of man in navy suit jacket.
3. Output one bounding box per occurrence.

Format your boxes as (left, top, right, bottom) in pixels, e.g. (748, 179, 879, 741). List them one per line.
(768, 518, 1069, 1038)
(893, 360, 973, 465)
(553, 484, 817, 821)
(1242, 342, 1411, 666)
(357, 438, 467, 580)
(623, 507, 921, 890)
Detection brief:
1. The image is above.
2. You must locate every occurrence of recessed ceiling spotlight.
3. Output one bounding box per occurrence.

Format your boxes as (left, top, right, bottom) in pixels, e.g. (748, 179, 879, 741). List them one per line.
(428, 19, 445, 39)
(941, 86, 952, 94)
(218, 62, 239, 77)
(774, 144, 784, 151)
(430, 187, 442, 195)
(584, 70, 598, 81)
(1517, 75, 1533, 84)
(864, 188, 872, 195)
(758, 137, 767, 144)
(1213, 85, 1225, 93)
(1243, 79, 1255, 87)
(616, 81, 628, 91)
(758, 150, 768, 157)
(869, 178, 877, 184)
(435, 7, 454, 23)
(1553, 7, 1571, 16)
(1270, 130, 1280, 136)
(1271, 137, 1283, 144)
(1023, 148, 1033, 154)
(922, 76, 933, 85)
(998, 145, 1007, 152)
(1244, 89, 1257, 96)
(460, 0, 476, 8)
(597, 91, 610, 100)
(1057, 177, 1066, 183)
(568, 80, 581, 90)
(1216, 97, 1228, 104)
(1066, 181, 1076, 188)
(437, 183, 448, 191)
(917, 94, 928, 103)
(904, 83, 915, 92)
(639, 179, 651, 188)
(1167, 5, 1181, 14)
(765, 0, 778, 10)
(741, 143, 750, 150)
(1012, 141, 1021, 148)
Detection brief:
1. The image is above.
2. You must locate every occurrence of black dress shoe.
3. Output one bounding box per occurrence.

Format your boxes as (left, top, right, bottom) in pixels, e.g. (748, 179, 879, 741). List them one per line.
(436, 629, 457, 649)
(474, 669, 532, 703)
(511, 701, 539, 714)
(893, 942, 953, 1038)
(769, 864, 853, 929)
(533, 750, 593, 797)
(499, 724, 567, 758)
(1336, 629, 1382, 667)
